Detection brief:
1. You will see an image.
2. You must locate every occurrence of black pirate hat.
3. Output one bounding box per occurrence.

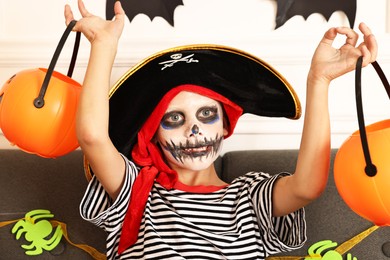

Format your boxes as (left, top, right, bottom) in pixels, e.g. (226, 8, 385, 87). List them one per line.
(108, 44, 301, 158)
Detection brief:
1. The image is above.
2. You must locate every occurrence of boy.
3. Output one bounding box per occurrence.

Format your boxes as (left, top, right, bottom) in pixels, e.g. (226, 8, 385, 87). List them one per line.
(65, 1, 377, 259)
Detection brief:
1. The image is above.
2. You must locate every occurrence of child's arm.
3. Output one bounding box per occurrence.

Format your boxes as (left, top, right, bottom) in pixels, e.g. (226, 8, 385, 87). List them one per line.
(64, 0, 126, 200)
(272, 23, 378, 217)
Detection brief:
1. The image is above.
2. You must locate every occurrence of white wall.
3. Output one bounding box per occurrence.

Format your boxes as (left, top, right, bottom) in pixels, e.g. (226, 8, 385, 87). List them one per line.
(1, 0, 390, 153)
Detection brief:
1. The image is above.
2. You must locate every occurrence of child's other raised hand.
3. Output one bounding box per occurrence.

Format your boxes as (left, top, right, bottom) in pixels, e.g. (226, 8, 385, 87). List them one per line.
(309, 22, 378, 85)
(64, 0, 125, 45)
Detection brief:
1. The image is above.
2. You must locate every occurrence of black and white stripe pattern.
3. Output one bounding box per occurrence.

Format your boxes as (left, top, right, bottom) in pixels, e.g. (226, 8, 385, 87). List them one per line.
(80, 156, 306, 259)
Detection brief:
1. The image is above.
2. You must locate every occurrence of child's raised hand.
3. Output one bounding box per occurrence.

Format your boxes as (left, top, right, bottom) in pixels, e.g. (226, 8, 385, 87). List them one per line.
(64, 0, 125, 45)
(309, 22, 378, 85)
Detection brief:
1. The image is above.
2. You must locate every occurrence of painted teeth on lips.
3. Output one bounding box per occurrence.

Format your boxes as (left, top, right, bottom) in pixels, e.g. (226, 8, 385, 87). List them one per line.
(183, 145, 211, 155)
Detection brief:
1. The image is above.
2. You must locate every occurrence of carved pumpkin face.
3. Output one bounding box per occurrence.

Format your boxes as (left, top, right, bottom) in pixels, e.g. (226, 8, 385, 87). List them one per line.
(334, 119, 390, 226)
(0, 68, 81, 158)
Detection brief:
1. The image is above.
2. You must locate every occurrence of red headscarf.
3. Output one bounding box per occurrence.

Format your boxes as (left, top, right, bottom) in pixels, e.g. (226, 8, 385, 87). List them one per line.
(118, 84, 243, 254)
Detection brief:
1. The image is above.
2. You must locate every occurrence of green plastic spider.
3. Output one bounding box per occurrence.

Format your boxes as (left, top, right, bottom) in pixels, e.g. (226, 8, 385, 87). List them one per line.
(11, 209, 63, 255)
(305, 240, 357, 260)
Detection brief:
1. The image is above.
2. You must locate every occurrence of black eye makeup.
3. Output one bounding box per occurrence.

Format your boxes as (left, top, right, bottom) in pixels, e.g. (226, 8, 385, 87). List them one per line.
(161, 111, 185, 129)
(196, 106, 219, 124)
(160, 105, 220, 130)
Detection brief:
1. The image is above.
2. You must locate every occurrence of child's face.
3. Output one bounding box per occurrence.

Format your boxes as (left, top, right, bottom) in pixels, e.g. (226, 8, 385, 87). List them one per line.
(156, 91, 228, 172)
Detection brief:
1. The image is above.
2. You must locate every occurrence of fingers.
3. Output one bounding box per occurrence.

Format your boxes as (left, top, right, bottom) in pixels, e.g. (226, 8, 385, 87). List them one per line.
(359, 22, 378, 63)
(64, 4, 74, 26)
(65, 0, 124, 22)
(321, 26, 359, 47)
(114, 1, 125, 16)
(65, 0, 91, 22)
(359, 22, 373, 38)
(64, 0, 92, 32)
(320, 27, 338, 46)
(336, 26, 359, 47)
(334, 23, 377, 65)
(77, 0, 90, 18)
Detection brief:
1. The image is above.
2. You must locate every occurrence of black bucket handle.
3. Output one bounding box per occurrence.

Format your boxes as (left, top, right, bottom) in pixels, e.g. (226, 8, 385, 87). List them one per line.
(33, 20, 81, 108)
(355, 56, 390, 177)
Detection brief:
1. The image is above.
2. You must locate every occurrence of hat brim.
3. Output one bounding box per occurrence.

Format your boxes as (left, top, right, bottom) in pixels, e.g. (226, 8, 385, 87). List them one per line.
(108, 44, 301, 157)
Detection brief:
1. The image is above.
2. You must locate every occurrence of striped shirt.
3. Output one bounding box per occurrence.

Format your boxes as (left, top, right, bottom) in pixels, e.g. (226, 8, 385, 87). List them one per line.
(80, 155, 306, 259)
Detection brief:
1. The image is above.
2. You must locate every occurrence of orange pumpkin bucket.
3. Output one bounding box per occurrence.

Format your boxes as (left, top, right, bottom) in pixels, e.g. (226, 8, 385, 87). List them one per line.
(0, 21, 81, 158)
(334, 57, 390, 226)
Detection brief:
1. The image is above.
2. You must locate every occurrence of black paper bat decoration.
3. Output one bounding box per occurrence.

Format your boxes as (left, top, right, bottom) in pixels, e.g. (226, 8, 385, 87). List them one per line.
(275, 0, 356, 29)
(106, 0, 184, 26)
(106, 0, 356, 30)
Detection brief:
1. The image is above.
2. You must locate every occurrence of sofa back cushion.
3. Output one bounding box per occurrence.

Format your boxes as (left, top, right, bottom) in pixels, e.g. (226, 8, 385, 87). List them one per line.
(220, 149, 390, 259)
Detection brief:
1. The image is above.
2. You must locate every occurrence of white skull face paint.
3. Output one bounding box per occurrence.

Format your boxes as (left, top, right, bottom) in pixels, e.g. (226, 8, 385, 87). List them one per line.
(156, 91, 228, 171)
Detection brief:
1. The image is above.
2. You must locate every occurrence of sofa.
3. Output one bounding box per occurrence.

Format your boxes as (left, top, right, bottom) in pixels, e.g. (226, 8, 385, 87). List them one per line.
(1, 148, 389, 259)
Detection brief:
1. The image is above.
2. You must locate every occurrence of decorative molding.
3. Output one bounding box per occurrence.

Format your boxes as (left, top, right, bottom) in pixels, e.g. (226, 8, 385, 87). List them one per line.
(2, 34, 390, 66)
